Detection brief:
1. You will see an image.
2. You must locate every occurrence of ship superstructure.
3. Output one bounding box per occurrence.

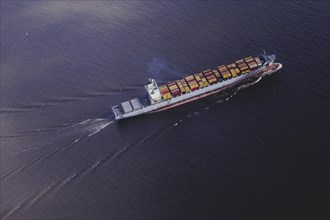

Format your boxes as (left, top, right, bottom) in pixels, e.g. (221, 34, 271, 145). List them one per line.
(112, 52, 282, 120)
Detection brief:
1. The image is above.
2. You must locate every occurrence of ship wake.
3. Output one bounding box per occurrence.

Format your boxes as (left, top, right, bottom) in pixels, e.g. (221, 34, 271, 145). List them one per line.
(1, 118, 116, 181)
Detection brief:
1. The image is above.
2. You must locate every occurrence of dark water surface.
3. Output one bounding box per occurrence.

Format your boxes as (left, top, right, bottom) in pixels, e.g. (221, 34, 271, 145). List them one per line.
(1, 1, 329, 219)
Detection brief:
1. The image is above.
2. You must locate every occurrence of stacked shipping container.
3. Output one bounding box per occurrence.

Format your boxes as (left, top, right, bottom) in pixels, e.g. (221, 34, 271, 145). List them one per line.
(226, 63, 241, 77)
(203, 69, 218, 84)
(167, 82, 181, 97)
(175, 80, 186, 94)
(157, 55, 264, 101)
(185, 75, 199, 91)
(180, 79, 191, 93)
(159, 85, 172, 100)
(194, 74, 204, 88)
(235, 59, 250, 75)
(254, 57, 262, 66)
(244, 56, 258, 70)
(198, 72, 209, 87)
(218, 65, 232, 80)
(212, 69, 223, 81)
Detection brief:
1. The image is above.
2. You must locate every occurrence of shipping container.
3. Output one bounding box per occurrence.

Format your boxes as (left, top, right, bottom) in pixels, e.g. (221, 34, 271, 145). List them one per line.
(238, 66, 248, 71)
(237, 62, 247, 67)
(162, 92, 172, 100)
(159, 85, 169, 93)
(159, 88, 169, 92)
(175, 80, 185, 93)
(218, 65, 232, 79)
(254, 57, 262, 66)
(247, 64, 258, 70)
(203, 69, 212, 73)
(194, 74, 204, 88)
(247, 62, 257, 66)
(169, 85, 178, 91)
(236, 59, 245, 64)
(180, 79, 191, 93)
(244, 57, 257, 69)
(229, 69, 237, 77)
(170, 91, 181, 97)
(204, 71, 213, 75)
(205, 73, 215, 78)
(194, 75, 201, 81)
(218, 65, 228, 72)
(198, 73, 209, 87)
(226, 63, 241, 77)
(188, 81, 199, 90)
(212, 70, 222, 80)
(169, 91, 180, 97)
(235, 68, 241, 76)
(246, 59, 255, 63)
(195, 73, 205, 87)
(205, 73, 214, 76)
(169, 88, 179, 92)
(221, 71, 232, 80)
(246, 60, 256, 64)
(236, 61, 250, 74)
(186, 77, 198, 84)
(246, 61, 257, 65)
(185, 75, 195, 81)
(203, 71, 216, 84)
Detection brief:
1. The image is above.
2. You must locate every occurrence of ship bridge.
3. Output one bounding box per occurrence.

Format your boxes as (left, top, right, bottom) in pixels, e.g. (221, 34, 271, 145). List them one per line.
(145, 79, 162, 104)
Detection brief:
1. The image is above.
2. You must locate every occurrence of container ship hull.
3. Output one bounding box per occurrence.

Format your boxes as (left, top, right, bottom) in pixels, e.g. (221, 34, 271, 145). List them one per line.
(112, 52, 282, 120)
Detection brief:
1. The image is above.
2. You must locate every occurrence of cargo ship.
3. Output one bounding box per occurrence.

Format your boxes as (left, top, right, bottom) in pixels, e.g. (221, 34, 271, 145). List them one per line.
(112, 51, 282, 120)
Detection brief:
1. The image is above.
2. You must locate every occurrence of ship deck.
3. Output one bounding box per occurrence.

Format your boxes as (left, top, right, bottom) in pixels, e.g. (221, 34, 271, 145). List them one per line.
(112, 96, 151, 118)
